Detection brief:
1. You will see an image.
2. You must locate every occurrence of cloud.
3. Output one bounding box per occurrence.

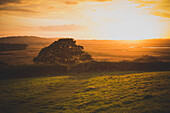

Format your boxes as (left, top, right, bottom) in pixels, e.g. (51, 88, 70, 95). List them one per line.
(0, 6, 39, 13)
(131, 0, 170, 18)
(94, 0, 112, 2)
(64, 0, 112, 5)
(39, 24, 87, 31)
(155, 0, 170, 11)
(0, 0, 22, 5)
(65, 1, 78, 5)
(0, 0, 113, 5)
(151, 11, 170, 18)
(0, 0, 113, 16)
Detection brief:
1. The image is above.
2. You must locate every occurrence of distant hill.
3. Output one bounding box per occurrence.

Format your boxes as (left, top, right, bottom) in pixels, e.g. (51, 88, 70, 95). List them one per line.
(0, 36, 170, 47)
(0, 36, 58, 45)
(0, 43, 28, 51)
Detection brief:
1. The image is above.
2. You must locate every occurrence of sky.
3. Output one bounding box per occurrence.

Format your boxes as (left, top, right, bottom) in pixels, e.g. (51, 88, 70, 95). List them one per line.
(0, 0, 169, 40)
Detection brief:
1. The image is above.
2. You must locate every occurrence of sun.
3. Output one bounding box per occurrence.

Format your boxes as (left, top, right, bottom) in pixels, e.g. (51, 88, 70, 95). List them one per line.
(96, 13, 162, 40)
(82, 1, 164, 40)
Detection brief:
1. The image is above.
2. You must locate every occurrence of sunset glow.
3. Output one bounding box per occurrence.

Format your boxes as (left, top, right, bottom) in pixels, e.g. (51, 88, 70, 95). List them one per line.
(0, 0, 169, 40)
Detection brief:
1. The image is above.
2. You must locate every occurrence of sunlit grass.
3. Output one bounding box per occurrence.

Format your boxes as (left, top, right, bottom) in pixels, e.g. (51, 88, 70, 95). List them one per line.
(73, 72, 170, 112)
(0, 76, 70, 112)
(0, 71, 169, 112)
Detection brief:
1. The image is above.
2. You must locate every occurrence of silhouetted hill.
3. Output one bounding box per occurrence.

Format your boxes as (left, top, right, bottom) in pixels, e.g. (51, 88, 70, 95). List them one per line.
(0, 36, 170, 47)
(0, 43, 28, 51)
(0, 36, 58, 45)
(0, 36, 170, 48)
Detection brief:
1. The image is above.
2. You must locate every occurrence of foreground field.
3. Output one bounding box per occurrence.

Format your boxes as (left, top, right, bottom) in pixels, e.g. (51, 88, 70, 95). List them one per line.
(0, 71, 170, 113)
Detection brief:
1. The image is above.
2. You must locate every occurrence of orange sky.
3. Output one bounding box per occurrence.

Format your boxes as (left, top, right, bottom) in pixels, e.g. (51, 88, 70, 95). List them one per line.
(0, 0, 169, 40)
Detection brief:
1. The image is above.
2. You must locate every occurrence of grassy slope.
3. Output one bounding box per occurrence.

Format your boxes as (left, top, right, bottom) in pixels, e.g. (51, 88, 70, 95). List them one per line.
(0, 71, 169, 113)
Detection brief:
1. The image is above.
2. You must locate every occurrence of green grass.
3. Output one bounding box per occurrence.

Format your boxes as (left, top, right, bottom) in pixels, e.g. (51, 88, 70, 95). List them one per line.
(0, 71, 170, 113)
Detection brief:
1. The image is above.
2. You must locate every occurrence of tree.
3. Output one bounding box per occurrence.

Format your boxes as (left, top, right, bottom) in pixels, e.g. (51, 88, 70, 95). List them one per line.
(33, 38, 93, 64)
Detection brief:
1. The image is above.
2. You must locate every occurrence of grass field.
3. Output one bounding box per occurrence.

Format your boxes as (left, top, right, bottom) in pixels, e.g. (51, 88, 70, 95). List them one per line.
(0, 71, 170, 113)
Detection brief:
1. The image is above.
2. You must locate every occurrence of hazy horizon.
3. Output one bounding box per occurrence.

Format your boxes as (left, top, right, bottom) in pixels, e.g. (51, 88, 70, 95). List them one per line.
(0, 35, 170, 41)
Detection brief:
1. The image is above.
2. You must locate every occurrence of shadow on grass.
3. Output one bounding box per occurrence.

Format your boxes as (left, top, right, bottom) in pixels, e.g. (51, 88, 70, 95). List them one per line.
(0, 61, 170, 79)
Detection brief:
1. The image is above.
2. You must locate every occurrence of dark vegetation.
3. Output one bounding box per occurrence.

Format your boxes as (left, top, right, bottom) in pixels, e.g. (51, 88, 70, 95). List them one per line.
(33, 38, 93, 64)
(133, 55, 160, 62)
(0, 61, 170, 79)
(0, 43, 28, 51)
(71, 61, 170, 72)
(0, 64, 67, 79)
(0, 61, 8, 67)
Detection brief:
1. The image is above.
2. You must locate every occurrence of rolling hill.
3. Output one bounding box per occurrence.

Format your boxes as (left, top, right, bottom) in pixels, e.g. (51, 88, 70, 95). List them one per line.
(0, 71, 169, 113)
